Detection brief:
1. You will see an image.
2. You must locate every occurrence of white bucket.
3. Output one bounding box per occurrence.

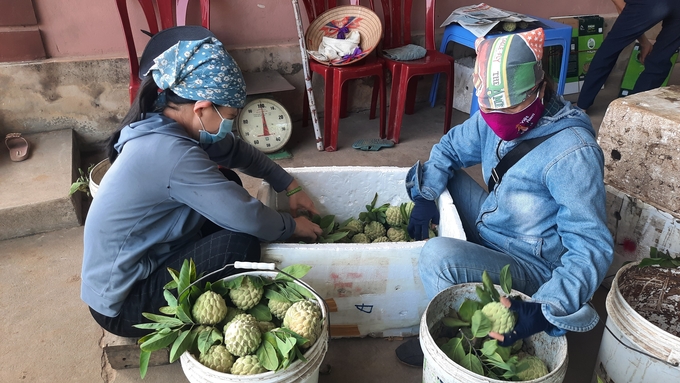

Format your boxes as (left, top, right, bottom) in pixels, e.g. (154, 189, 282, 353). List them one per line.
(591, 262, 680, 383)
(89, 158, 110, 199)
(180, 271, 329, 383)
(420, 283, 568, 383)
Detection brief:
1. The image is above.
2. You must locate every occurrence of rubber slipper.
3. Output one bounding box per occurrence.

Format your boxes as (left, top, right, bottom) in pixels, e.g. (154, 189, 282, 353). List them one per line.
(352, 138, 395, 151)
(5, 133, 30, 162)
(395, 337, 423, 367)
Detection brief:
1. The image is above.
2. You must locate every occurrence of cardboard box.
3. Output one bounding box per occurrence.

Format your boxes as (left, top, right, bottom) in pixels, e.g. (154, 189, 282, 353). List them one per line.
(257, 167, 466, 337)
(619, 42, 679, 96)
(578, 15, 604, 36)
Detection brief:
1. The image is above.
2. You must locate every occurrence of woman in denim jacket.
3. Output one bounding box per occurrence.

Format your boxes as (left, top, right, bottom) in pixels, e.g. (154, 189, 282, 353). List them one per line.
(396, 28, 614, 365)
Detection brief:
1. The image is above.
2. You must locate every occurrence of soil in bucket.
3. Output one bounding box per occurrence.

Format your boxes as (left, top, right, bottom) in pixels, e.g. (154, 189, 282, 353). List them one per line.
(180, 270, 330, 383)
(420, 283, 568, 383)
(592, 262, 680, 383)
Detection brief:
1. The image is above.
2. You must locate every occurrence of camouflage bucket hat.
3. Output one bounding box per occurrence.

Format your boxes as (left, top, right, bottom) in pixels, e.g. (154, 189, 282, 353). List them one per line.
(473, 28, 545, 109)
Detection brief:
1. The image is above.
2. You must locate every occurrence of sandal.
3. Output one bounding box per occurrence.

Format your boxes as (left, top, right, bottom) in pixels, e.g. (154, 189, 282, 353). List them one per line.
(352, 138, 395, 151)
(395, 337, 424, 367)
(5, 133, 30, 162)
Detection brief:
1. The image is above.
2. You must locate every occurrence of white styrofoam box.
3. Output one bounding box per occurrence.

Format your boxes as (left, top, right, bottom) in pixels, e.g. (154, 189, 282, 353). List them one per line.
(453, 56, 475, 114)
(604, 185, 680, 288)
(257, 166, 466, 338)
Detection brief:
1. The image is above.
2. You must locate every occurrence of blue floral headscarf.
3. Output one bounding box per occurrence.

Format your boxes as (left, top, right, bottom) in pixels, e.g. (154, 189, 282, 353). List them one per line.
(147, 37, 246, 108)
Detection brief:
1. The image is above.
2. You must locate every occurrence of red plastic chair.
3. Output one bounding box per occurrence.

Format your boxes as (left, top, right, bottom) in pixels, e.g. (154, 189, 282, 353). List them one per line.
(377, 0, 454, 143)
(114, 0, 211, 104)
(301, 0, 387, 152)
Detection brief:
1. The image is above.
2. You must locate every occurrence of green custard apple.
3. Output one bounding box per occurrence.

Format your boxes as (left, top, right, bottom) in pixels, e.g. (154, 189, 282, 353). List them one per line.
(228, 277, 264, 311)
(481, 301, 516, 334)
(516, 355, 549, 381)
(198, 345, 234, 373)
(223, 318, 262, 357)
(230, 355, 267, 375)
(191, 291, 228, 325)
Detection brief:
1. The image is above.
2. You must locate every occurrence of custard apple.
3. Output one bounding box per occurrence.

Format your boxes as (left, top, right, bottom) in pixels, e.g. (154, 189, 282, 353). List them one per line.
(481, 301, 516, 334)
(387, 227, 410, 242)
(385, 205, 403, 227)
(372, 236, 390, 243)
(502, 21, 517, 32)
(403, 202, 415, 220)
(516, 355, 549, 381)
(283, 300, 322, 348)
(518, 21, 529, 29)
(351, 233, 370, 243)
(192, 291, 228, 325)
(232, 313, 257, 324)
(341, 218, 364, 236)
(268, 298, 292, 320)
(224, 318, 262, 357)
(229, 276, 264, 311)
(198, 345, 234, 373)
(364, 221, 386, 241)
(231, 355, 267, 375)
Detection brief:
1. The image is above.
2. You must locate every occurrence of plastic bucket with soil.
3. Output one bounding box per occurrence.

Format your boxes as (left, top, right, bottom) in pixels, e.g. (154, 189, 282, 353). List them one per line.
(592, 262, 680, 383)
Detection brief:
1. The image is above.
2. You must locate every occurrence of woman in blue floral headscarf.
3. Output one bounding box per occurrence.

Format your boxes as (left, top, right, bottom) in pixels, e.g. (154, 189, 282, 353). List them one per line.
(81, 30, 323, 338)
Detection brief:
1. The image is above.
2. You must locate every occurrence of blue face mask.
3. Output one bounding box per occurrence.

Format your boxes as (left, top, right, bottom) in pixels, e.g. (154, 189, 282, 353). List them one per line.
(198, 104, 234, 144)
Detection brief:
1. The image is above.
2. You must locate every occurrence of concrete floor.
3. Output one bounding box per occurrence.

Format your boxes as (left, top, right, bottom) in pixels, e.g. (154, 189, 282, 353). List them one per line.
(0, 75, 622, 383)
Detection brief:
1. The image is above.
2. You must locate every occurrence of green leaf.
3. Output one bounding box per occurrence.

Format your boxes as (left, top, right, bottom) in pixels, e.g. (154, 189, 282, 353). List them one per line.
(176, 301, 193, 324)
(139, 350, 150, 379)
(133, 322, 177, 330)
(284, 282, 315, 300)
(482, 271, 501, 302)
(248, 303, 273, 321)
(459, 299, 481, 322)
(277, 264, 312, 280)
(442, 317, 470, 328)
(471, 310, 491, 338)
(499, 264, 512, 295)
(321, 231, 349, 243)
(264, 288, 291, 302)
(460, 352, 484, 375)
(483, 352, 512, 371)
(163, 289, 178, 307)
(224, 275, 244, 289)
(139, 330, 179, 352)
(210, 280, 229, 296)
(441, 337, 466, 364)
(660, 259, 677, 268)
(177, 260, 192, 301)
(649, 246, 658, 258)
(639, 258, 662, 268)
(476, 286, 493, 305)
(480, 339, 498, 356)
(169, 330, 195, 363)
(141, 313, 184, 327)
(257, 334, 281, 371)
(159, 306, 177, 316)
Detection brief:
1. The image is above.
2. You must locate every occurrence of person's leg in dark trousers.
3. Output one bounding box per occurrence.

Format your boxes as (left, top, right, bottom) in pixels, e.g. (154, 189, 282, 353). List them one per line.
(90, 229, 261, 337)
(632, 2, 680, 93)
(577, 0, 667, 110)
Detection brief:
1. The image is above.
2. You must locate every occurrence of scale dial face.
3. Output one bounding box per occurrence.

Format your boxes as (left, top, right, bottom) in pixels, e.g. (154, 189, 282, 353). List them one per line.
(236, 98, 292, 153)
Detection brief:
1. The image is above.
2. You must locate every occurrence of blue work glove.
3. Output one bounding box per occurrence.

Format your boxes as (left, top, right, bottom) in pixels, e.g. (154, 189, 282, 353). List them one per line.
(497, 299, 555, 347)
(407, 196, 440, 241)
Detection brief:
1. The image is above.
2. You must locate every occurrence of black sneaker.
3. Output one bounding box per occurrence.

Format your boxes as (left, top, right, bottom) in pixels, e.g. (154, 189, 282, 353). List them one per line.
(395, 338, 423, 367)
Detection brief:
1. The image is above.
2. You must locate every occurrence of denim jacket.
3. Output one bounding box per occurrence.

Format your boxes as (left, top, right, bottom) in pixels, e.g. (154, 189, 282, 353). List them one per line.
(406, 99, 614, 333)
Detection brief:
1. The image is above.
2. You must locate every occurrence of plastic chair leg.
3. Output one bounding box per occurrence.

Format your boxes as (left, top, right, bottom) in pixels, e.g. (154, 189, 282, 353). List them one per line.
(322, 75, 336, 151)
(302, 89, 310, 127)
(377, 74, 387, 139)
(443, 71, 453, 134)
(405, 77, 419, 115)
(369, 78, 379, 121)
(388, 69, 410, 144)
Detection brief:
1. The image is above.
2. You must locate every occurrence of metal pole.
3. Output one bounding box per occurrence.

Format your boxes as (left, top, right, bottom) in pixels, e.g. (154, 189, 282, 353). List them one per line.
(291, 0, 324, 151)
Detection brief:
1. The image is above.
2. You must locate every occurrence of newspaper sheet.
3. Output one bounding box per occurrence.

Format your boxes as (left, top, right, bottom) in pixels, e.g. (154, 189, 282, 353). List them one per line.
(441, 3, 537, 38)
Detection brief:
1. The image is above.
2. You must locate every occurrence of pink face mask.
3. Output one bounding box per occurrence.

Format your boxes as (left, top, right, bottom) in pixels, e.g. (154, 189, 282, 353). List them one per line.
(480, 93, 545, 141)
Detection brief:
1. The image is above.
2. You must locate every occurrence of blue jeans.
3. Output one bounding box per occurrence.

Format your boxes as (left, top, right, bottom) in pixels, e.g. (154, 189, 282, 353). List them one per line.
(577, 0, 680, 109)
(418, 169, 545, 299)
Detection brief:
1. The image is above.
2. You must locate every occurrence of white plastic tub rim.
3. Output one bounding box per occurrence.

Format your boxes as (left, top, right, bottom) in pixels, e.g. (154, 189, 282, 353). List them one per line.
(257, 166, 466, 241)
(180, 270, 330, 383)
(89, 158, 110, 199)
(420, 283, 568, 383)
(604, 262, 680, 367)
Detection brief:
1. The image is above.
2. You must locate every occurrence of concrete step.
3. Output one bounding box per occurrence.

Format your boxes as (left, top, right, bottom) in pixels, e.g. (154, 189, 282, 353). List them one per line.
(0, 128, 82, 240)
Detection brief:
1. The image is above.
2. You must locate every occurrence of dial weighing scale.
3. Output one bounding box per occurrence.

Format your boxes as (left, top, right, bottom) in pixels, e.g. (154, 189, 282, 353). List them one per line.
(238, 72, 296, 158)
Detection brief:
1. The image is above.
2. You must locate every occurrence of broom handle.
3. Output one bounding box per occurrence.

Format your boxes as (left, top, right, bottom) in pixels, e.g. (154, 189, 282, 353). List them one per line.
(291, 0, 324, 151)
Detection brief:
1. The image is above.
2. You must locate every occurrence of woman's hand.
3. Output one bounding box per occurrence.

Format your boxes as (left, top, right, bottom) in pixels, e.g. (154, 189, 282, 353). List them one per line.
(638, 36, 653, 65)
(293, 216, 323, 242)
(488, 296, 555, 347)
(286, 181, 319, 218)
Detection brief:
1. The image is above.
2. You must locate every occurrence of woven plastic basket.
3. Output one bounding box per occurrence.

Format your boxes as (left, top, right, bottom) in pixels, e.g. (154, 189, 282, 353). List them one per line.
(305, 5, 382, 66)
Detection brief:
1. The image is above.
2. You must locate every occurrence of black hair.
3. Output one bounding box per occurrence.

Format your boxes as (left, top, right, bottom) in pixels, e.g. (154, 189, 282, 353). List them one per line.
(106, 76, 195, 163)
